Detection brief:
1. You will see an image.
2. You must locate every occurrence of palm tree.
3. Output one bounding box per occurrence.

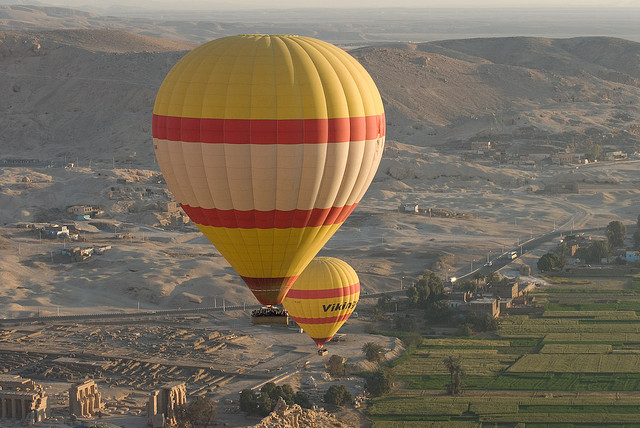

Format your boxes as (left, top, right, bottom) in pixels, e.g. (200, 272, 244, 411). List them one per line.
(443, 355, 463, 395)
(362, 342, 385, 362)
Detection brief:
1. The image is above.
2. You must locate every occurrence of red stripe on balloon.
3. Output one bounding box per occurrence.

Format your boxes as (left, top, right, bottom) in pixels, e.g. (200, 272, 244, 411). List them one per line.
(285, 282, 360, 299)
(182, 204, 357, 229)
(241, 275, 299, 306)
(313, 337, 332, 347)
(152, 114, 386, 144)
(292, 313, 354, 325)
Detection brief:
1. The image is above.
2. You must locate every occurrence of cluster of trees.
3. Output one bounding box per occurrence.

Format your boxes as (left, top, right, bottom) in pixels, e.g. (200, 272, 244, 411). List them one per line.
(584, 143, 602, 162)
(537, 251, 562, 272)
(605, 220, 626, 248)
(174, 397, 217, 428)
(362, 368, 394, 397)
(406, 270, 444, 306)
(325, 354, 349, 377)
(538, 220, 634, 272)
(634, 215, 640, 250)
(456, 313, 499, 336)
(239, 382, 310, 417)
(324, 385, 353, 406)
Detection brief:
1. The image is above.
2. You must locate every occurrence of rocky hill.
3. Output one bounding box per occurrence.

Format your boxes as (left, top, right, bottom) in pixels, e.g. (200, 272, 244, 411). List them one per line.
(1, 28, 639, 167)
(352, 36, 640, 150)
(0, 29, 193, 167)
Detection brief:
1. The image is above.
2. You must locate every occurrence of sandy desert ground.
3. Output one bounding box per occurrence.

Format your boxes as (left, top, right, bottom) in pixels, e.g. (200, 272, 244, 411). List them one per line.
(0, 156, 638, 318)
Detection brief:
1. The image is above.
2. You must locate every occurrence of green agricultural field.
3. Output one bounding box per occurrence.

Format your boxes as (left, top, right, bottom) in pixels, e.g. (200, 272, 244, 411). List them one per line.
(508, 353, 640, 373)
(542, 310, 639, 320)
(393, 348, 516, 377)
(418, 338, 508, 348)
(367, 273, 640, 425)
(543, 332, 640, 343)
(539, 344, 612, 353)
(368, 394, 640, 425)
(544, 300, 640, 312)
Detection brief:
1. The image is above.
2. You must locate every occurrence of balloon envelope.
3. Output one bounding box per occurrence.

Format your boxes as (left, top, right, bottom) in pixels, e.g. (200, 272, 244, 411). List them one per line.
(283, 257, 360, 347)
(152, 35, 384, 306)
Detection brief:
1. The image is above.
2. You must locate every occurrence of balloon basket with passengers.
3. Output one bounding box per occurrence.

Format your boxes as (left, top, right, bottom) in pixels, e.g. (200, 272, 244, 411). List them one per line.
(151, 34, 384, 351)
(250, 306, 290, 326)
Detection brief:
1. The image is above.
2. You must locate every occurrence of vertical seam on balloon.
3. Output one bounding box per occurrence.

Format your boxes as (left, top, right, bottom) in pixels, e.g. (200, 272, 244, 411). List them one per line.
(247, 37, 265, 280)
(200, 39, 230, 227)
(278, 36, 293, 280)
(314, 39, 385, 209)
(172, 51, 203, 207)
(341, 53, 371, 213)
(214, 38, 253, 276)
(270, 35, 285, 281)
(310, 38, 367, 214)
(187, 47, 214, 213)
(304, 38, 343, 222)
(277, 36, 300, 280)
(287, 36, 330, 272)
(223, 37, 260, 280)
(316, 43, 355, 239)
(336, 48, 384, 206)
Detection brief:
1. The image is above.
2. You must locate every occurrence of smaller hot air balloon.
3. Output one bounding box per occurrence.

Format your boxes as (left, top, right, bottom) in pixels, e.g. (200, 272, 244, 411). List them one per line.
(283, 257, 360, 349)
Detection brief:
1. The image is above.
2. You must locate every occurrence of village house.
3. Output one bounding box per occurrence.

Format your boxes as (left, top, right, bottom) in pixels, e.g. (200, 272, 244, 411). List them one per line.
(468, 297, 500, 318)
(551, 152, 583, 165)
(67, 205, 95, 216)
(470, 141, 491, 150)
(626, 251, 640, 263)
(399, 203, 419, 213)
(604, 151, 627, 161)
(495, 282, 519, 300)
(446, 291, 471, 309)
(62, 247, 94, 262)
(67, 205, 104, 220)
(41, 224, 69, 239)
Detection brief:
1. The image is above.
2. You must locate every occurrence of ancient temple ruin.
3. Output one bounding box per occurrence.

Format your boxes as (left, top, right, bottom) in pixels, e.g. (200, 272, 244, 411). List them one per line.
(147, 382, 187, 428)
(69, 380, 102, 417)
(0, 374, 48, 423)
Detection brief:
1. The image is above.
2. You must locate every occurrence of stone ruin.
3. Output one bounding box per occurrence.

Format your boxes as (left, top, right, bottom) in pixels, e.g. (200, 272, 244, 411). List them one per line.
(69, 379, 102, 418)
(147, 381, 187, 428)
(0, 374, 48, 423)
(252, 397, 356, 428)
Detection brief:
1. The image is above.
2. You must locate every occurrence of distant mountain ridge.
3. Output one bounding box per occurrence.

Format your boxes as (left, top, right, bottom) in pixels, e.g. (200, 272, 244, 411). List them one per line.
(1, 28, 639, 166)
(0, 29, 196, 53)
(352, 36, 640, 149)
(428, 37, 640, 83)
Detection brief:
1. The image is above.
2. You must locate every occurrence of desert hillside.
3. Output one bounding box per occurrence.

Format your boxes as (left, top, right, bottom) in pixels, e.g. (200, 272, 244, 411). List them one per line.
(1, 29, 639, 168)
(352, 36, 640, 149)
(0, 29, 192, 166)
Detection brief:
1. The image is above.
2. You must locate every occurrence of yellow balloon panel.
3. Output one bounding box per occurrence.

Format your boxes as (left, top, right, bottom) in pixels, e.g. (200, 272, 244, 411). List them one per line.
(196, 224, 343, 279)
(153, 35, 384, 120)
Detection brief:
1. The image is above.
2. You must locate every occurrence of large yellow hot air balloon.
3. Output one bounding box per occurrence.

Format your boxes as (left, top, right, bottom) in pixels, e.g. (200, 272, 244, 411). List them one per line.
(152, 35, 385, 306)
(283, 257, 359, 348)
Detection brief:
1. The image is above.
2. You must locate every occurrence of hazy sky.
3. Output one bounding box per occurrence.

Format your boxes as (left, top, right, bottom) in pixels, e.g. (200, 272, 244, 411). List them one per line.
(36, 0, 640, 9)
